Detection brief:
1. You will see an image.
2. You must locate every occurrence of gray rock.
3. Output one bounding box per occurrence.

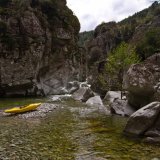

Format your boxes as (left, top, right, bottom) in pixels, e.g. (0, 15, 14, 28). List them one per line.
(144, 110, 160, 137)
(0, 0, 82, 97)
(124, 54, 160, 109)
(104, 91, 121, 103)
(72, 87, 94, 102)
(86, 96, 104, 107)
(110, 99, 135, 116)
(67, 81, 80, 94)
(124, 102, 160, 135)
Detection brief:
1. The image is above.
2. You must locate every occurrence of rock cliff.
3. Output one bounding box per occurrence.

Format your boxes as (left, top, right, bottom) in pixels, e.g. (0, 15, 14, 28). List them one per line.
(0, 0, 81, 97)
(83, 2, 160, 95)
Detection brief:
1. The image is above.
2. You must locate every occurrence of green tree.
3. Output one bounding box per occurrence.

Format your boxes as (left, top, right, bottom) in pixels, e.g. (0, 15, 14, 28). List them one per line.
(105, 42, 140, 98)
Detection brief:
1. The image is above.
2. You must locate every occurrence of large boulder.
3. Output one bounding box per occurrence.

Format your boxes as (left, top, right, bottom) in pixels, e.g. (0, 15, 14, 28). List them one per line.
(72, 87, 94, 102)
(0, 0, 82, 97)
(124, 102, 160, 135)
(124, 54, 160, 109)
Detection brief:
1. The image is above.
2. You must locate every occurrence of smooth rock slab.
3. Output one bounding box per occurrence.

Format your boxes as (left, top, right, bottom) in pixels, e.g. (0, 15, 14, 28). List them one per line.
(124, 102, 160, 135)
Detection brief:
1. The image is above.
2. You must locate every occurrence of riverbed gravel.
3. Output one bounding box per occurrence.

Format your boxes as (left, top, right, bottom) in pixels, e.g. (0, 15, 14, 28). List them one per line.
(1, 103, 59, 119)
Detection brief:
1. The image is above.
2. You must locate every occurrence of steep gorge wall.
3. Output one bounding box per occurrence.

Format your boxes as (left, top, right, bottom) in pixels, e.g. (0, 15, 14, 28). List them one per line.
(0, 0, 81, 97)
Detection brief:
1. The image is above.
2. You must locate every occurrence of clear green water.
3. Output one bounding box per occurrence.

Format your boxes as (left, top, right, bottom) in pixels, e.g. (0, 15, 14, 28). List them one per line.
(0, 98, 160, 160)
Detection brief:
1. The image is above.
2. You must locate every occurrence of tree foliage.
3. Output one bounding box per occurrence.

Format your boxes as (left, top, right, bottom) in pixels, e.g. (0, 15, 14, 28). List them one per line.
(105, 42, 140, 91)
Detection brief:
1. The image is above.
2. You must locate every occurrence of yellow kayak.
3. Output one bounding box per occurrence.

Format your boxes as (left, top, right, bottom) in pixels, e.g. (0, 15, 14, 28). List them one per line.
(4, 103, 42, 114)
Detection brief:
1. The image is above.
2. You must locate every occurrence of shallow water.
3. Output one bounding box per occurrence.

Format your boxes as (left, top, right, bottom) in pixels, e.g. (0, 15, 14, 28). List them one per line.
(0, 98, 160, 160)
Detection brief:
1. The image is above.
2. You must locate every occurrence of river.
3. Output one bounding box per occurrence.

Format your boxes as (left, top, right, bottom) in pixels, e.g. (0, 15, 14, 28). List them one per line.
(0, 98, 160, 160)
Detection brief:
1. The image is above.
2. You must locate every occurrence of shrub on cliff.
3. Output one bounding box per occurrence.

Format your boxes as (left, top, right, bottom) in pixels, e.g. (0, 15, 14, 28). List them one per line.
(136, 28, 160, 59)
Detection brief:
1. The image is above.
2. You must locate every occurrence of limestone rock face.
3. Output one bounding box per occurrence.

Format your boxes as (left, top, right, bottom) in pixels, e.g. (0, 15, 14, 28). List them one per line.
(124, 102, 160, 135)
(124, 54, 160, 109)
(0, 0, 81, 97)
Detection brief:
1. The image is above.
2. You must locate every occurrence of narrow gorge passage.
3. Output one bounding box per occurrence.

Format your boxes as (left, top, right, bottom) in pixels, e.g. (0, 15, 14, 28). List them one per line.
(0, 99, 160, 160)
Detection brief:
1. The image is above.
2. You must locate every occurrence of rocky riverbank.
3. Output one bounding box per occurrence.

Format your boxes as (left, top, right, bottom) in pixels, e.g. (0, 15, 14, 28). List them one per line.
(3, 103, 60, 119)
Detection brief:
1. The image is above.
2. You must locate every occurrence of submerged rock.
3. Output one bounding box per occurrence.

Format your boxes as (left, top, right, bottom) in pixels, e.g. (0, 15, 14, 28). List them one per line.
(124, 102, 160, 135)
